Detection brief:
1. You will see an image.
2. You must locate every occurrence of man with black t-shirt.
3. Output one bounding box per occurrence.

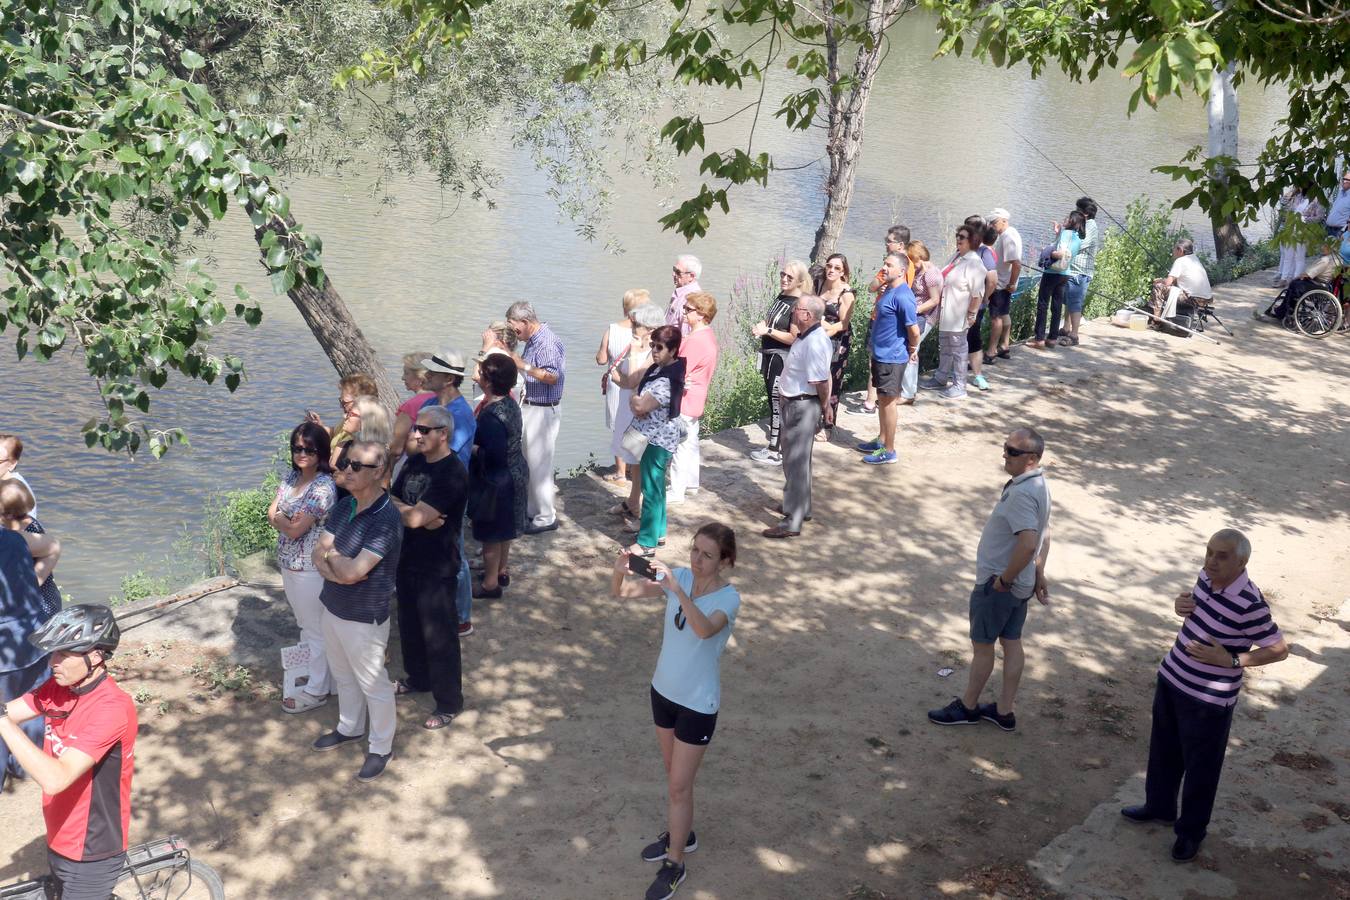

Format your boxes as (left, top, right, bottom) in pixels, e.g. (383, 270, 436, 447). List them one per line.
(391, 406, 469, 731)
(1, 605, 137, 900)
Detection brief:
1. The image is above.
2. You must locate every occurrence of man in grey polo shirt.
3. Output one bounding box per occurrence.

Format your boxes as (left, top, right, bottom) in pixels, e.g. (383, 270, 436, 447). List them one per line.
(928, 428, 1051, 732)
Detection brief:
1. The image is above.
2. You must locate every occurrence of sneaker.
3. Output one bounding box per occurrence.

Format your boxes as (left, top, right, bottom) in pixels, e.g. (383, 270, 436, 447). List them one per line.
(644, 860, 687, 900)
(468, 556, 485, 572)
(356, 751, 392, 782)
(976, 702, 1016, 732)
(312, 730, 364, 752)
(939, 385, 967, 400)
(641, 830, 698, 863)
(458, 621, 474, 637)
(927, 698, 980, 726)
(854, 438, 884, 454)
(971, 374, 990, 392)
(749, 448, 782, 466)
(918, 378, 944, 391)
(862, 449, 897, 465)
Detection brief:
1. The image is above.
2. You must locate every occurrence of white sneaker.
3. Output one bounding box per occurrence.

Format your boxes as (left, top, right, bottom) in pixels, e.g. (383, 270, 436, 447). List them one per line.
(749, 448, 782, 466)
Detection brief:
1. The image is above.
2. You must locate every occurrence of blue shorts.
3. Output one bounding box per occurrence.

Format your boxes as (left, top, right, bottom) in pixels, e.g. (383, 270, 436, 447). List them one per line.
(969, 577, 1030, 643)
(1064, 274, 1090, 313)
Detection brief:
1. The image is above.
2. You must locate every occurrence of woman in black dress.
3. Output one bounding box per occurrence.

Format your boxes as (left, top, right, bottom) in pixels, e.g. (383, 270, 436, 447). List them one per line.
(748, 259, 809, 464)
(469, 353, 528, 599)
(817, 253, 855, 437)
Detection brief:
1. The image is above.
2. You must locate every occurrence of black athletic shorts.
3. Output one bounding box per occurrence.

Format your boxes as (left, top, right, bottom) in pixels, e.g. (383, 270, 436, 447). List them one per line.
(988, 289, 1012, 316)
(650, 685, 718, 746)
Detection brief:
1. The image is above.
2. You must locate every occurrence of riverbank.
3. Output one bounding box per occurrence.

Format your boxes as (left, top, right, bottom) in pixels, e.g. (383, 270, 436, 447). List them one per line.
(2, 268, 1347, 898)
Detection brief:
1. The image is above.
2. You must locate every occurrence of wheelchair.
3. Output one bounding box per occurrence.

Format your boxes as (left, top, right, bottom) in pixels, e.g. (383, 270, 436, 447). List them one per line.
(1266, 274, 1346, 338)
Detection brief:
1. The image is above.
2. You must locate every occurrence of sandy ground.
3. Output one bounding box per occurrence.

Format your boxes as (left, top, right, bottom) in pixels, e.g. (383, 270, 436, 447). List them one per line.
(1, 269, 1348, 899)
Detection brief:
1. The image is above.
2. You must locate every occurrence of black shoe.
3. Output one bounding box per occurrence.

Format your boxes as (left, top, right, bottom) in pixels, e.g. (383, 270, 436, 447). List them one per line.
(976, 702, 1016, 732)
(1120, 805, 1177, 825)
(312, 730, 363, 752)
(357, 751, 392, 782)
(927, 698, 980, 726)
(523, 520, 560, 535)
(1171, 835, 1202, 863)
(644, 860, 686, 900)
(996, 349, 1012, 359)
(472, 581, 503, 599)
(641, 830, 698, 863)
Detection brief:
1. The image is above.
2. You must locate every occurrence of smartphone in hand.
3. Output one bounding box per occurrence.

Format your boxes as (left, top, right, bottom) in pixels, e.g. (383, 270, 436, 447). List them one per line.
(628, 554, 657, 581)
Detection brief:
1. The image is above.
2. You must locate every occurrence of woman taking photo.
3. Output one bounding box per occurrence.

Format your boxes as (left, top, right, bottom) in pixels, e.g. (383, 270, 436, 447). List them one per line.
(900, 240, 944, 402)
(611, 522, 741, 900)
(596, 289, 648, 484)
(622, 325, 685, 557)
(1029, 209, 1087, 350)
(609, 304, 668, 523)
(749, 260, 810, 465)
(309, 373, 378, 451)
(267, 421, 338, 714)
(469, 353, 528, 599)
(817, 253, 855, 436)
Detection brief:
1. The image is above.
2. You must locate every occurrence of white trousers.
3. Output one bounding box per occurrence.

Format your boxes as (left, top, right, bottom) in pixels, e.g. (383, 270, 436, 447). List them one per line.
(521, 402, 561, 526)
(321, 609, 396, 755)
(668, 414, 700, 500)
(1278, 244, 1307, 281)
(281, 568, 330, 697)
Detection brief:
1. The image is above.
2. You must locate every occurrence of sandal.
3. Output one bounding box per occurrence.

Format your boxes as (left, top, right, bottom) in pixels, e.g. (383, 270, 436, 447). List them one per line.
(608, 501, 638, 517)
(601, 472, 626, 483)
(394, 679, 424, 696)
(628, 543, 656, 558)
(424, 712, 457, 731)
(982, 353, 996, 365)
(996, 349, 1012, 359)
(1057, 335, 1073, 347)
(281, 692, 327, 715)
(862, 401, 876, 413)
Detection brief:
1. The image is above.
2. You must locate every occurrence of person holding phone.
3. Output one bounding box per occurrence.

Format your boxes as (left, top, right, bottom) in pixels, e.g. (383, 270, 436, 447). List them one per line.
(611, 522, 741, 900)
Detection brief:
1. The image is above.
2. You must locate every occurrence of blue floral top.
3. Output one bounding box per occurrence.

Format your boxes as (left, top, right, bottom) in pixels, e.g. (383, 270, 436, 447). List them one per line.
(274, 471, 337, 571)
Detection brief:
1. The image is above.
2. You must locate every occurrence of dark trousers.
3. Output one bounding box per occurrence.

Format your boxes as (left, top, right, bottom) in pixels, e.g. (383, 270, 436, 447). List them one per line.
(1034, 272, 1068, 341)
(1144, 676, 1235, 841)
(48, 848, 126, 900)
(760, 352, 787, 450)
(395, 567, 463, 715)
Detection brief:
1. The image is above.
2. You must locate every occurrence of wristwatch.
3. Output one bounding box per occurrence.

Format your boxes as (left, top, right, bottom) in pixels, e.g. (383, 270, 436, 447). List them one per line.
(0, 700, 7, 719)
(1231, 653, 1242, 669)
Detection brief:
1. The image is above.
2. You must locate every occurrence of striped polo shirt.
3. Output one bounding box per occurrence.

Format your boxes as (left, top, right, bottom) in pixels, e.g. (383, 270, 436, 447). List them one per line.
(1158, 570, 1283, 708)
(522, 322, 566, 404)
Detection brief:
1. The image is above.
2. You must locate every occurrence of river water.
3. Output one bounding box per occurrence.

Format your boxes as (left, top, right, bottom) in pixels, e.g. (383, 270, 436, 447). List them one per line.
(4, 16, 1287, 600)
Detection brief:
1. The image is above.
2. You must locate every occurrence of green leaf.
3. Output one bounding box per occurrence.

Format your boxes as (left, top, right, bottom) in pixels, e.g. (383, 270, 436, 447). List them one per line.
(181, 49, 206, 70)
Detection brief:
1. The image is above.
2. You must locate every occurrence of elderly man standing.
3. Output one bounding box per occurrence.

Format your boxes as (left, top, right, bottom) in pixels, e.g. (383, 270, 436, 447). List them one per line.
(983, 209, 1022, 362)
(667, 255, 702, 334)
(763, 296, 833, 539)
(1325, 169, 1350, 237)
(498, 302, 565, 534)
(312, 439, 403, 782)
(1121, 529, 1288, 863)
(1150, 238, 1213, 322)
(391, 406, 468, 731)
(929, 428, 1051, 732)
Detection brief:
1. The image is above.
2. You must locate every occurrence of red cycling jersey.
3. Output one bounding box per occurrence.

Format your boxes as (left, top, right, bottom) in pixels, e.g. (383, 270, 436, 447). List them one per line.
(22, 672, 138, 861)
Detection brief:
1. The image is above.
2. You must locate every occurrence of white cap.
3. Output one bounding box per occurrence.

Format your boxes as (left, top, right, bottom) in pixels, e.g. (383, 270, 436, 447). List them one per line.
(987, 208, 1011, 223)
(421, 349, 467, 375)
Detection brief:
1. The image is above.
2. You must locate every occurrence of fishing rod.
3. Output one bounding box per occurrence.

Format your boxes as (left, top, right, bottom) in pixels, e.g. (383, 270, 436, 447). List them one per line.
(1017, 261, 1221, 344)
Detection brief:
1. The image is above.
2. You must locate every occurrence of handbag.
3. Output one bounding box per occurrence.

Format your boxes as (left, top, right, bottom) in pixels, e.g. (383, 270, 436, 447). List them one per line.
(620, 425, 649, 459)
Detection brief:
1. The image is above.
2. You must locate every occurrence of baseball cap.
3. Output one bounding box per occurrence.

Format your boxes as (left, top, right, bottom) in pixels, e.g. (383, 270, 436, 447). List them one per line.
(422, 349, 467, 375)
(987, 208, 1011, 223)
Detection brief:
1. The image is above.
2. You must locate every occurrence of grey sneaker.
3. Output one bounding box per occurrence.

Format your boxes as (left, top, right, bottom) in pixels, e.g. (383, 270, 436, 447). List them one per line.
(645, 860, 687, 900)
(641, 830, 698, 862)
(919, 378, 945, 391)
(749, 448, 782, 466)
(939, 385, 967, 400)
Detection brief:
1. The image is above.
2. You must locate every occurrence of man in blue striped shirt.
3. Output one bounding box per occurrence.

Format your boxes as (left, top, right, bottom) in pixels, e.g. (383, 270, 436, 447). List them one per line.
(502, 301, 566, 534)
(1121, 529, 1288, 863)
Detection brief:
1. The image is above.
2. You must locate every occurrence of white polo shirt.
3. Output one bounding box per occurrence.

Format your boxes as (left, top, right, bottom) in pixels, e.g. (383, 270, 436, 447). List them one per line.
(777, 324, 832, 397)
(1168, 254, 1212, 300)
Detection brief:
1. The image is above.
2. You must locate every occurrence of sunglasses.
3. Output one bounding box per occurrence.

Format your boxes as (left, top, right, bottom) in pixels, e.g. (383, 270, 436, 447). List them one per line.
(1003, 444, 1034, 458)
(411, 424, 446, 435)
(673, 267, 691, 276)
(336, 457, 380, 472)
(291, 445, 318, 456)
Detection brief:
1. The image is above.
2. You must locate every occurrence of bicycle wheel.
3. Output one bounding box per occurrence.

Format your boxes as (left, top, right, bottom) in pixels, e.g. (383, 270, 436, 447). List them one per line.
(115, 859, 224, 900)
(1293, 289, 1342, 338)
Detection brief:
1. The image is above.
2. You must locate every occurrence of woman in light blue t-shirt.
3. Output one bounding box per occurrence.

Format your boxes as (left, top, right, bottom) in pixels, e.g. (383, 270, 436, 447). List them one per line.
(610, 522, 740, 900)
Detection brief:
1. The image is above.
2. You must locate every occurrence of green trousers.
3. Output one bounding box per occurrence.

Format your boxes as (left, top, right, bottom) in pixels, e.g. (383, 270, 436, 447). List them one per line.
(637, 444, 673, 549)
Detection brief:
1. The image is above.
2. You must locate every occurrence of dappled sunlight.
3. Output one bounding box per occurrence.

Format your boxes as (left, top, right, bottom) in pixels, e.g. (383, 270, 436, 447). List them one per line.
(752, 846, 807, 873)
(966, 757, 1023, 782)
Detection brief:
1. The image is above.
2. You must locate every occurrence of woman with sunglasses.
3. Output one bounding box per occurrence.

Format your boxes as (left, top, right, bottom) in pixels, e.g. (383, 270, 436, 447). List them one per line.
(267, 421, 338, 714)
(749, 260, 810, 465)
(611, 522, 740, 900)
(816, 253, 855, 436)
(920, 226, 987, 400)
(468, 353, 528, 599)
(622, 325, 685, 557)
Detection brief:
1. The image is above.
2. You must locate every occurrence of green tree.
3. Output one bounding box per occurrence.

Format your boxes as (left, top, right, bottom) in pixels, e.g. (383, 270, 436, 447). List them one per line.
(926, 0, 1350, 252)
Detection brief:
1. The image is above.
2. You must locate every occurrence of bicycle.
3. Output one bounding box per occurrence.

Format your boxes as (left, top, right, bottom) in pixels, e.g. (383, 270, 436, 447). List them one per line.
(0, 836, 224, 900)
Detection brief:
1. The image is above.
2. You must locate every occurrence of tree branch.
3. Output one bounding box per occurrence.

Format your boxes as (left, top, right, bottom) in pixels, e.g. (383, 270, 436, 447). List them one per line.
(0, 103, 87, 135)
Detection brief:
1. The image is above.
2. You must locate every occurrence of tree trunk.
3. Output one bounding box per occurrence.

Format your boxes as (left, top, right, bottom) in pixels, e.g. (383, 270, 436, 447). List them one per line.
(1207, 63, 1248, 259)
(247, 202, 401, 414)
(809, 0, 907, 262)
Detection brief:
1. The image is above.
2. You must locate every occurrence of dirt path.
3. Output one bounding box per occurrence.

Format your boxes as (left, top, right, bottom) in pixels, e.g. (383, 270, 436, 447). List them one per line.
(2, 270, 1347, 899)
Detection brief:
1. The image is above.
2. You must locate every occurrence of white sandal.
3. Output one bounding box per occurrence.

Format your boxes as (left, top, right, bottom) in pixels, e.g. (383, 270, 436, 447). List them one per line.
(282, 692, 328, 715)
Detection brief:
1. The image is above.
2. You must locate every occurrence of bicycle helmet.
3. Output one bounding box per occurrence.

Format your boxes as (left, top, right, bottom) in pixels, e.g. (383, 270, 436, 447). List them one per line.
(29, 604, 121, 655)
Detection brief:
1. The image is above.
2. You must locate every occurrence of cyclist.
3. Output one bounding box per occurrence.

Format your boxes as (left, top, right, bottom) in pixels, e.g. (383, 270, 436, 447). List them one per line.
(0, 604, 138, 900)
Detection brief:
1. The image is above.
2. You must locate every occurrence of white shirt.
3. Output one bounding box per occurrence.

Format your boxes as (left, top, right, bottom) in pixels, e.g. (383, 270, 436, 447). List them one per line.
(777, 324, 832, 397)
(1168, 254, 1213, 300)
(940, 251, 986, 333)
(994, 227, 1023, 290)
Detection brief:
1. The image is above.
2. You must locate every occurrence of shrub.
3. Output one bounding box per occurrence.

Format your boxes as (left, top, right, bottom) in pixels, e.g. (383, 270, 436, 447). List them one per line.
(109, 569, 172, 606)
(197, 432, 288, 575)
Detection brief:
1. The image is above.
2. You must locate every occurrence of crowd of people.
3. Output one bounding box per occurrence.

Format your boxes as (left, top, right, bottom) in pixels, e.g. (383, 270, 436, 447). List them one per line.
(0, 187, 1312, 899)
